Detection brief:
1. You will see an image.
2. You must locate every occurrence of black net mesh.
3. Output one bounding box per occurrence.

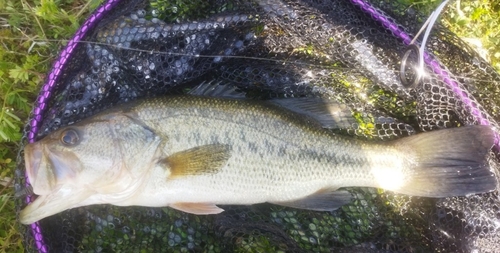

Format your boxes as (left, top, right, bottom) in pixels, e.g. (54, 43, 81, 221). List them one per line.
(15, 0, 500, 252)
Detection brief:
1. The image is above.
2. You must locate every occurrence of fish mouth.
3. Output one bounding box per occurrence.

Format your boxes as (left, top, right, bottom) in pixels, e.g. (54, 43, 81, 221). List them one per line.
(21, 143, 87, 224)
(24, 142, 43, 190)
(19, 186, 92, 224)
(25, 142, 81, 195)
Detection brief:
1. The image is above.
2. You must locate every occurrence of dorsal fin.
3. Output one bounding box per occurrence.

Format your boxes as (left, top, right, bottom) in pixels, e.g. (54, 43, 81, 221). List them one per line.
(270, 98, 356, 129)
(188, 82, 356, 130)
(188, 81, 246, 99)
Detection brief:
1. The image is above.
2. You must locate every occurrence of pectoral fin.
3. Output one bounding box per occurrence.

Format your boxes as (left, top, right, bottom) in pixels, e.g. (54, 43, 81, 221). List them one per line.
(170, 202, 224, 215)
(161, 144, 231, 178)
(270, 189, 352, 211)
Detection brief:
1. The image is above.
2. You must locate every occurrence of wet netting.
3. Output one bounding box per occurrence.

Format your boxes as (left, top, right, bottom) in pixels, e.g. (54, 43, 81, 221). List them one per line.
(15, 0, 500, 252)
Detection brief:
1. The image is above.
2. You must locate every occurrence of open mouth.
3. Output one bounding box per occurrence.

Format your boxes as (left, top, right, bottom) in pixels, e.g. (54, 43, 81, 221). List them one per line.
(19, 185, 92, 224)
(24, 142, 43, 190)
(24, 142, 77, 195)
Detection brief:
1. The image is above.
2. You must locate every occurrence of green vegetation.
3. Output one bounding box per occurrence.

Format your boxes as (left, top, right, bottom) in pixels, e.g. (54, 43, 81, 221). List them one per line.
(402, 0, 500, 69)
(0, 0, 104, 251)
(444, 1, 500, 70)
(148, 0, 213, 21)
(0, 0, 499, 252)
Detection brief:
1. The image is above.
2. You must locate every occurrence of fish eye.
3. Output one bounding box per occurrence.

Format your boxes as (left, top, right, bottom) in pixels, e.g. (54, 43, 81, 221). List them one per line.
(60, 129, 80, 146)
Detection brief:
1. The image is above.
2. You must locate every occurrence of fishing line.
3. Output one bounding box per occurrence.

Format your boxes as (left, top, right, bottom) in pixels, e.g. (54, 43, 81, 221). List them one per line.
(399, 0, 450, 88)
(1, 35, 493, 84)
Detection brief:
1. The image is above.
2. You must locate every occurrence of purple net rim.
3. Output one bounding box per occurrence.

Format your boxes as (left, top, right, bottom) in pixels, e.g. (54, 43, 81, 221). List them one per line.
(25, 0, 499, 252)
(350, 0, 500, 147)
(26, 0, 123, 252)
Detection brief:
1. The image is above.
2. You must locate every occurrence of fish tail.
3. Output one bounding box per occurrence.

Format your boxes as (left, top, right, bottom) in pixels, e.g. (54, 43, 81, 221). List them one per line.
(393, 125, 497, 198)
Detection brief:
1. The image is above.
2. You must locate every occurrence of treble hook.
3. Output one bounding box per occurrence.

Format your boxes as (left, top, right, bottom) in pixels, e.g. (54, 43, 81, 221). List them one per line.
(399, 0, 450, 88)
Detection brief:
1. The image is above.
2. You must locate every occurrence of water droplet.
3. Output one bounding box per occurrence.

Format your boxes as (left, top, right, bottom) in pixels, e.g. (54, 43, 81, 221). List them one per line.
(136, 9, 146, 18)
(93, 59, 101, 68)
(174, 234, 181, 243)
(309, 223, 316, 230)
(309, 237, 317, 244)
(245, 32, 255, 41)
(122, 226, 130, 233)
(175, 219, 183, 227)
(234, 40, 244, 48)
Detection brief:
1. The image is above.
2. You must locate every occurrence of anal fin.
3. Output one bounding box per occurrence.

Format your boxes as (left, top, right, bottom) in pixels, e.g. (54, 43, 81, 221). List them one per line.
(270, 189, 352, 211)
(170, 202, 224, 215)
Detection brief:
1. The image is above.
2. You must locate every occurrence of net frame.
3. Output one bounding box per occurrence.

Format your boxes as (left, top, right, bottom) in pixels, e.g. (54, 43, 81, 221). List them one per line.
(16, 0, 500, 252)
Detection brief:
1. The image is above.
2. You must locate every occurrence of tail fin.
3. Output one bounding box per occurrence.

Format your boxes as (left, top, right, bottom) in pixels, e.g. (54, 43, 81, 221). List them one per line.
(393, 125, 497, 198)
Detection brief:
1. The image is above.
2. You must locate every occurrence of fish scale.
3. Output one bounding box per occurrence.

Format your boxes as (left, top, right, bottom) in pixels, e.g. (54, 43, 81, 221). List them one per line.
(20, 95, 496, 224)
(135, 97, 387, 188)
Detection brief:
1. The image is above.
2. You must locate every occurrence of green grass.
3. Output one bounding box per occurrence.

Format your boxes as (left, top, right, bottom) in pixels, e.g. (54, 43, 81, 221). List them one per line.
(0, 0, 103, 251)
(402, 0, 500, 69)
(0, 0, 499, 252)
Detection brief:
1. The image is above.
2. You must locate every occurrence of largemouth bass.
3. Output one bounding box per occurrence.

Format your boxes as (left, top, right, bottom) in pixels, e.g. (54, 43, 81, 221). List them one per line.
(20, 95, 497, 224)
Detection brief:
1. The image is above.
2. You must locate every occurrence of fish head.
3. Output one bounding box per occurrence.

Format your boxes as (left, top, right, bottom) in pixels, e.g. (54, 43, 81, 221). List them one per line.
(21, 112, 161, 224)
(24, 119, 121, 195)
